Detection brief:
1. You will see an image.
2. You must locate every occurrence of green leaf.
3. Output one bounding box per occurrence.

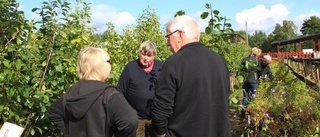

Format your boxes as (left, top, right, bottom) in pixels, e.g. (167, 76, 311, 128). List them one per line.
(7, 45, 15, 52)
(37, 127, 43, 134)
(51, 80, 58, 86)
(200, 12, 209, 19)
(225, 23, 232, 27)
(81, 34, 88, 42)
(43, 95, 49, 103)
(205, 27, 212, 34)
(41, 105, 47, 112)
(213, 10, 220, 15)
(17, 38, 22, 45)
(49, 70, 54, 76)
(231, 97, 239, 104)
(31, 129, 35, 135)
(42, 61, 47, 66)
(7, 89, 15, 97)
(16, 59, 22, 70)
(14, 115, 20, 121)
(55, 65, 63, 72)
(32, 8, 40, 12)
(23, 90, 30, 98)
(3, 60, 11, 68)
(236, 75, 244, 84)
(233, 85, 240, 89)
(204, 3, 210, 9)
(17, 95, 21, 103)
(0, 105, 3, 112)
(60, 31, 67, 38)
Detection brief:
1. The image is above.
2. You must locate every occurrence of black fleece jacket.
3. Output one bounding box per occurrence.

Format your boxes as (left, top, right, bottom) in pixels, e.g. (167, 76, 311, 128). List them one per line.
(151, 42, 230, 137)
(241, 55, 259, 84)
(47, 80, 138, 137)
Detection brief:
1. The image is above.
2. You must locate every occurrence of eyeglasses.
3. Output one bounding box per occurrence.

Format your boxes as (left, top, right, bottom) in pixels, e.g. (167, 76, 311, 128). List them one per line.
(165, 30, 179, 39)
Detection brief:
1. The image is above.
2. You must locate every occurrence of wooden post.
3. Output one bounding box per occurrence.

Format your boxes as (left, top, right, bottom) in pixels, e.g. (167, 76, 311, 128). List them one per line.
(316, 39, 320, 52)
(299, 41, 302, 52)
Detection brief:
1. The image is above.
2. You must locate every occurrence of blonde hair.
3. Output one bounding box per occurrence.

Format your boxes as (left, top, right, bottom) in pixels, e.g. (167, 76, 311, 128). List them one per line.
(77, 47, 111, 82)
(165, 15, 200, 40)
(138, 41, 157, 55)
(251, 47, 262, 57)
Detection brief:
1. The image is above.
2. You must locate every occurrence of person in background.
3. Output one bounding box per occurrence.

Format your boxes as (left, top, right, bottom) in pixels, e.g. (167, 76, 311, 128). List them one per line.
(259, 54, 273, 81)
(46, 47, 138, 137)
(151, 15, 230, 137)
(240, 47, 261, 106)
(117, 41, 163, 137)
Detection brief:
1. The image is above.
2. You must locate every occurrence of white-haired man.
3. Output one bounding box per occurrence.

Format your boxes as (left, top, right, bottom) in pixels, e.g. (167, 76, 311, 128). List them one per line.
(259, 55, 273, 81)
(151, 15, 230, 137)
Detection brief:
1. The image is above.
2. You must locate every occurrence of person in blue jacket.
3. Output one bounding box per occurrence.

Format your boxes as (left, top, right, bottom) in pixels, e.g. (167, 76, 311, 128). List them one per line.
(117, 41, 163, 137)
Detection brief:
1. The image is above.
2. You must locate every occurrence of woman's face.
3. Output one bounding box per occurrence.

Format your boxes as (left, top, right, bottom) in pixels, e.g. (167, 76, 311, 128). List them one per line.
(139, 51, 155, 68)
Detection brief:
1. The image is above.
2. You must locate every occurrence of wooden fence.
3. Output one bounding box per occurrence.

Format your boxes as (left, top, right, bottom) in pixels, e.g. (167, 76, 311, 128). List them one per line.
(263, 51, 314, 58)
(284, 57, 320, 91)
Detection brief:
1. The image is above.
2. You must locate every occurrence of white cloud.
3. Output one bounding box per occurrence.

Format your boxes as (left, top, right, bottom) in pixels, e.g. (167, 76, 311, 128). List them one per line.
(90, 4, 135, 33)
(18, 4, 40, 21)
(17, 4, 24, 11)
(31, 12, 40, 20)
(159, 15, 172, 31)
(192, 11, 208, 32)
(234, 4, 289, 34)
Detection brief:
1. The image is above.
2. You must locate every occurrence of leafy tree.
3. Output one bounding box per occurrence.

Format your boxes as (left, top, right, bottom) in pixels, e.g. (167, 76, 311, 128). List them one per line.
(297, 16, 320, 50)
(101, 6, 171, 85)
(30, 0, 95, 135)
(7, 0, 319, 136)
(300, 16, 320, 35)
(248, 30, 267, 48)
(0, 0, 32, 55)
(0, 0, 97, 136)
(248, 30, 275, 52)
(199, 3, 234, 50)
(269, 20, 298, 52)
(132, 5, 170, 59)
(0, 0, 34, 135)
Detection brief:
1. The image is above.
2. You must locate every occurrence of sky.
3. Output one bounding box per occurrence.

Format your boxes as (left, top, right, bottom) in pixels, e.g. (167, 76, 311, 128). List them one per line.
(17, 0, 320, 35)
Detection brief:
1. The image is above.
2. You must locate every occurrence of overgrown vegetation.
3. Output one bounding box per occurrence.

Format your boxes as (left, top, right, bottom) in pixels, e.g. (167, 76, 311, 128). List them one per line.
(0, 0, 319, 136)
(231, 59, 320, 136)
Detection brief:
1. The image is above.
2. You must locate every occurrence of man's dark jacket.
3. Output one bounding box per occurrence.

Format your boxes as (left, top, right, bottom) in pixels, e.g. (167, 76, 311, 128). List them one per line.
(258, 60, 273, 80)
(151, 42, 231, 137)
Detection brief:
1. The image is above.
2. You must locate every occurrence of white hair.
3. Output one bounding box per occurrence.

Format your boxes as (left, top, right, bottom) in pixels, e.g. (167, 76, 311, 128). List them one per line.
(262, 55, 272, 63)
(165, 15, 200, 40)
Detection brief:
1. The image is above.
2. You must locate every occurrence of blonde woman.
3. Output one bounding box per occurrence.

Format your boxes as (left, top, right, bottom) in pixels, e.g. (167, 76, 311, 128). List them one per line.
(241, 47, 262, 106)
(47, 47, 138, 137)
